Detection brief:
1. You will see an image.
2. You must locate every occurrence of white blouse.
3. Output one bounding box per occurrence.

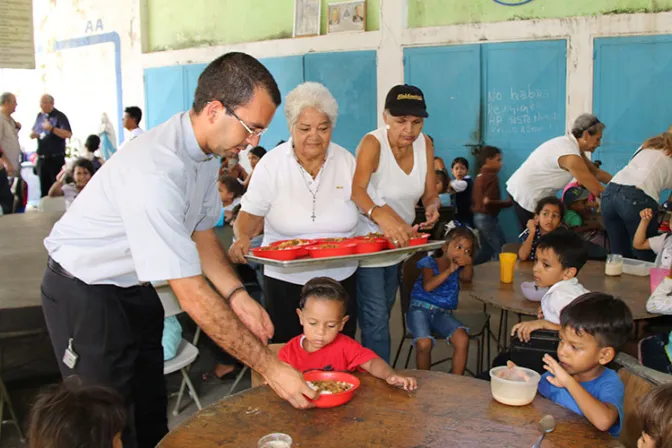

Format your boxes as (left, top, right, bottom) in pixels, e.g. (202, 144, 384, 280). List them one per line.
(610, 148, 672, 202)
(507, 134, 582, 213)
(240, 140, 359, 285)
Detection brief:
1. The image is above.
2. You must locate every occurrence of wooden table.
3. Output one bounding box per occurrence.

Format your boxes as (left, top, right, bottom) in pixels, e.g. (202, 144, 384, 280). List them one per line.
(158, 371, 621, 448)
(463, 261, 658, 350)
(0, 213, 61, 310)
(464, 260, 657, 320)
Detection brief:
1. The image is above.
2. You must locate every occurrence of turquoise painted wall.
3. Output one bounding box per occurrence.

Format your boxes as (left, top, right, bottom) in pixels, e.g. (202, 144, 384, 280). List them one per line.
(408, 0, 672, 28)
(146, 0, 380, 52)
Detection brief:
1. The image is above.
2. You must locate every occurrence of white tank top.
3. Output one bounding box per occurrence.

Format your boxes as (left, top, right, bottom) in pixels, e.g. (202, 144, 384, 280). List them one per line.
(358, 127, 428, 235)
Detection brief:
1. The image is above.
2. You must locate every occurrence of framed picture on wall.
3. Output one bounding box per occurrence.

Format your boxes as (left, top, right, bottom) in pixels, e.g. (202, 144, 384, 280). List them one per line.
(328, 0, 366, 34)
(293, 0, 321, 38)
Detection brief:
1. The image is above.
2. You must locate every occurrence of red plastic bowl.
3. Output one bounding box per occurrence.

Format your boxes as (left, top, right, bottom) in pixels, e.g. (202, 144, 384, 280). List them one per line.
(304, 371, 360, 408)
(269, 239, 315, 258)
(409, 233, 431, 247)
(314, 237, 350, 244)
(305, 243, 357, 259)
(352, 238, 387, 254)
(251, 246, 299, 261)
(387, 233, 431, 249)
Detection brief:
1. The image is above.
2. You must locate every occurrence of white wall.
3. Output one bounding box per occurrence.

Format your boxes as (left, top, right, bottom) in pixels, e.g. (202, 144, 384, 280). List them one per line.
(0, 0, 145, 153)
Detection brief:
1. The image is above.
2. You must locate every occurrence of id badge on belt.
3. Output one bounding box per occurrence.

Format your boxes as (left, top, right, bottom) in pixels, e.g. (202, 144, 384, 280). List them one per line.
(62, 338, 79, 369)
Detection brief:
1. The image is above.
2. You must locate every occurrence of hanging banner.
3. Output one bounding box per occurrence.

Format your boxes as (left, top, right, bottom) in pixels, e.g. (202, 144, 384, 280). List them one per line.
(0, 0, 36, 69)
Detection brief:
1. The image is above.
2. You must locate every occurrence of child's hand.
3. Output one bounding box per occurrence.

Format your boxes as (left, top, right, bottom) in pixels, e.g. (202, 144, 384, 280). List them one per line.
(511, 320, 545, 342)
(455, 253, 473, 267)
(640, 208, 654, 221)
(537, 306, 544, 319)
(526, 219, 537, 234)
(386, 374, 417, 391)
(542, 354, 573, 388)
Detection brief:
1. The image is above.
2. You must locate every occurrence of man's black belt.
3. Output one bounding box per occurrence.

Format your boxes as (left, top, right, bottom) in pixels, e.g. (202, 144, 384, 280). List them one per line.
(48, 257, 75, 279)
(47, 257, 152, 287)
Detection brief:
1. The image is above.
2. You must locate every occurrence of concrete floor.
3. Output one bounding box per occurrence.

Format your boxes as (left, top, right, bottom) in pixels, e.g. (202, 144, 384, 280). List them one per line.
(0, 292, 504, 447)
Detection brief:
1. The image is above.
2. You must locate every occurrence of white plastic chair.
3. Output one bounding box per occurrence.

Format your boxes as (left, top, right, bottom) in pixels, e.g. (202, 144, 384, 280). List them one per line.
(38, 196, 66, 213)
(156, 285, 203, 416)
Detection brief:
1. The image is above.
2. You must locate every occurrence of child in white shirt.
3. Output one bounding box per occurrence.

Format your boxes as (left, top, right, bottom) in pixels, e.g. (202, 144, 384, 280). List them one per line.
(634, 208, 672, 269)
(640, 268, 672, 374)
(512, 229, 589, 342)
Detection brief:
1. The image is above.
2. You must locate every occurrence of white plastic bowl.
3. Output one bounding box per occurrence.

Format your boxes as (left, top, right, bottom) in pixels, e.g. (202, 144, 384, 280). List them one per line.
(520, 282, 548, 302)
(489, 366, 541, 406)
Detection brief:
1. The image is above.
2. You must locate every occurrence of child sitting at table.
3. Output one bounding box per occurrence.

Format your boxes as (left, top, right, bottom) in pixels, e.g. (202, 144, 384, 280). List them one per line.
(216, 175, 245, 226)
(634, 208, 672, 269)
(278, 277, 417, 391)
(537, 292, 632, 437)
(511, 229, 589, 342)
(639, 266, 672, 374)
(635, 383, 672, 448)
(518, 196, 564, 261)
(435, 169, 452, 207)
(408, 225, 477, 374)
(28, 383, 126, 448)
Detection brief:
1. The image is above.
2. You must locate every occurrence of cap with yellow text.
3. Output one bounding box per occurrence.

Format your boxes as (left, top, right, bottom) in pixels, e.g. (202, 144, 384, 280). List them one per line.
(384, 84, 428, 118)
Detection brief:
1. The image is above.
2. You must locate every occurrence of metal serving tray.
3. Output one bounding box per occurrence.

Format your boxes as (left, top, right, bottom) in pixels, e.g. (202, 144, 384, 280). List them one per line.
(245, 241, 444, 268)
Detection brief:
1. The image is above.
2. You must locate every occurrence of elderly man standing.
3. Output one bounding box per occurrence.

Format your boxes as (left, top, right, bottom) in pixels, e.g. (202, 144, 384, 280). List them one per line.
(42, 53, 317, 448)
(30, 94, 72, 197)
(0, 92, 21, 214)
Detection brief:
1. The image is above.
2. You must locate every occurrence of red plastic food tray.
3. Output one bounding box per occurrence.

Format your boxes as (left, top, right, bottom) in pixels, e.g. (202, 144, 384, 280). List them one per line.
(251, 246, 300, 261)
(305, 243, 357, 258)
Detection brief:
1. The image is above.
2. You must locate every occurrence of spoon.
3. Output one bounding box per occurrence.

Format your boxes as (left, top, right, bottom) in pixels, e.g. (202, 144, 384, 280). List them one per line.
(532, 415, 556, 448)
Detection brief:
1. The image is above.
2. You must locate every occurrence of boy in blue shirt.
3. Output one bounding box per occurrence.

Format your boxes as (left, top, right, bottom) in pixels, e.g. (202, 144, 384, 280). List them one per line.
(538, 292, 633, 437)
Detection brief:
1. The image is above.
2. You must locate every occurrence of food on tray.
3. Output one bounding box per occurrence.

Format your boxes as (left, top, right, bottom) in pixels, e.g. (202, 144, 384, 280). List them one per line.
(319, 237, 347, 242)
(361, 232, 384, 239)
(307, 380, 353, 394)
(274, 239, 311, 248)
(315, 244, 340, 249)
(258, 245, 293, 251)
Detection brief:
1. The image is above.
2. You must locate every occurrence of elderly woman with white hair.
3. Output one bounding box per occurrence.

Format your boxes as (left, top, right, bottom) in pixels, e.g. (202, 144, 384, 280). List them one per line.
(229, 82, 359, 343)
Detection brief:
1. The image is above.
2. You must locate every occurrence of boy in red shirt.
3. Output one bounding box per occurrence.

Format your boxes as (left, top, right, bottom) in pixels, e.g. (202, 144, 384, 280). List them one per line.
(279, 277, 417, 391)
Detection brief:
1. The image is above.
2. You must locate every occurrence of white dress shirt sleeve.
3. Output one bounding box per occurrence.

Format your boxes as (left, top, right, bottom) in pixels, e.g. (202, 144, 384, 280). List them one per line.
(241, 160, 274, 217)
(119, 174, 202, 281)
(195, 175, 223, 231)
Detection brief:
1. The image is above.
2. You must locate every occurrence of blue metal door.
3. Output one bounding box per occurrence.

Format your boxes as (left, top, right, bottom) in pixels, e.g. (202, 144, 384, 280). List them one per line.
(304, 51, 377, 154)
(483, 40, 567, 239)
(184, 63, 208, 110)
(594, 35, 672, 178)
(404, 45, 481, 166)
(403, 40, 567, 240)
(144, 66, 185, 129)
(258, 56, 304, 150)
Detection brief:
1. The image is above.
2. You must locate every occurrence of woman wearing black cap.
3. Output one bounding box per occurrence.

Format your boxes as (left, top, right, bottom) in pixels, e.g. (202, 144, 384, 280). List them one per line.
(243, 145, 267, 189)
(351, 84, 440, 362)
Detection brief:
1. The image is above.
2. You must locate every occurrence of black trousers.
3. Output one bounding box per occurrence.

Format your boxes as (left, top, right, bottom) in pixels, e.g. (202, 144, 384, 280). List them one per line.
(264, 274, 358, 343)
(512, 198, 535, 231)
(0, 169, 13, 214)
(41, 262, 168, 448)
(36, 154, 65, 197)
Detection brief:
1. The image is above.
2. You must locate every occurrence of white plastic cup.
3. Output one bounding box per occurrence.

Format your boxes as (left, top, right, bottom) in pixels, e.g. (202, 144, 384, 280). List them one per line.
(258, 433, 293, 448)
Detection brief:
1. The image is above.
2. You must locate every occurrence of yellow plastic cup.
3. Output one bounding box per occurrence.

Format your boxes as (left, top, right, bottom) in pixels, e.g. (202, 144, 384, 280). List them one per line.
(499, 253, 518, 284)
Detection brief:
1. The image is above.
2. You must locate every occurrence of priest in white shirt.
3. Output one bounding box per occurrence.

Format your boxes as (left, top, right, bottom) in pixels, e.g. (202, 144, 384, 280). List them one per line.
(42, 53, 317, 448)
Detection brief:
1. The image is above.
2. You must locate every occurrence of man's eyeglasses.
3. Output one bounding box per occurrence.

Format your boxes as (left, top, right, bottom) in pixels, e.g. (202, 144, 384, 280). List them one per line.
(224, 104, 267, 138)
